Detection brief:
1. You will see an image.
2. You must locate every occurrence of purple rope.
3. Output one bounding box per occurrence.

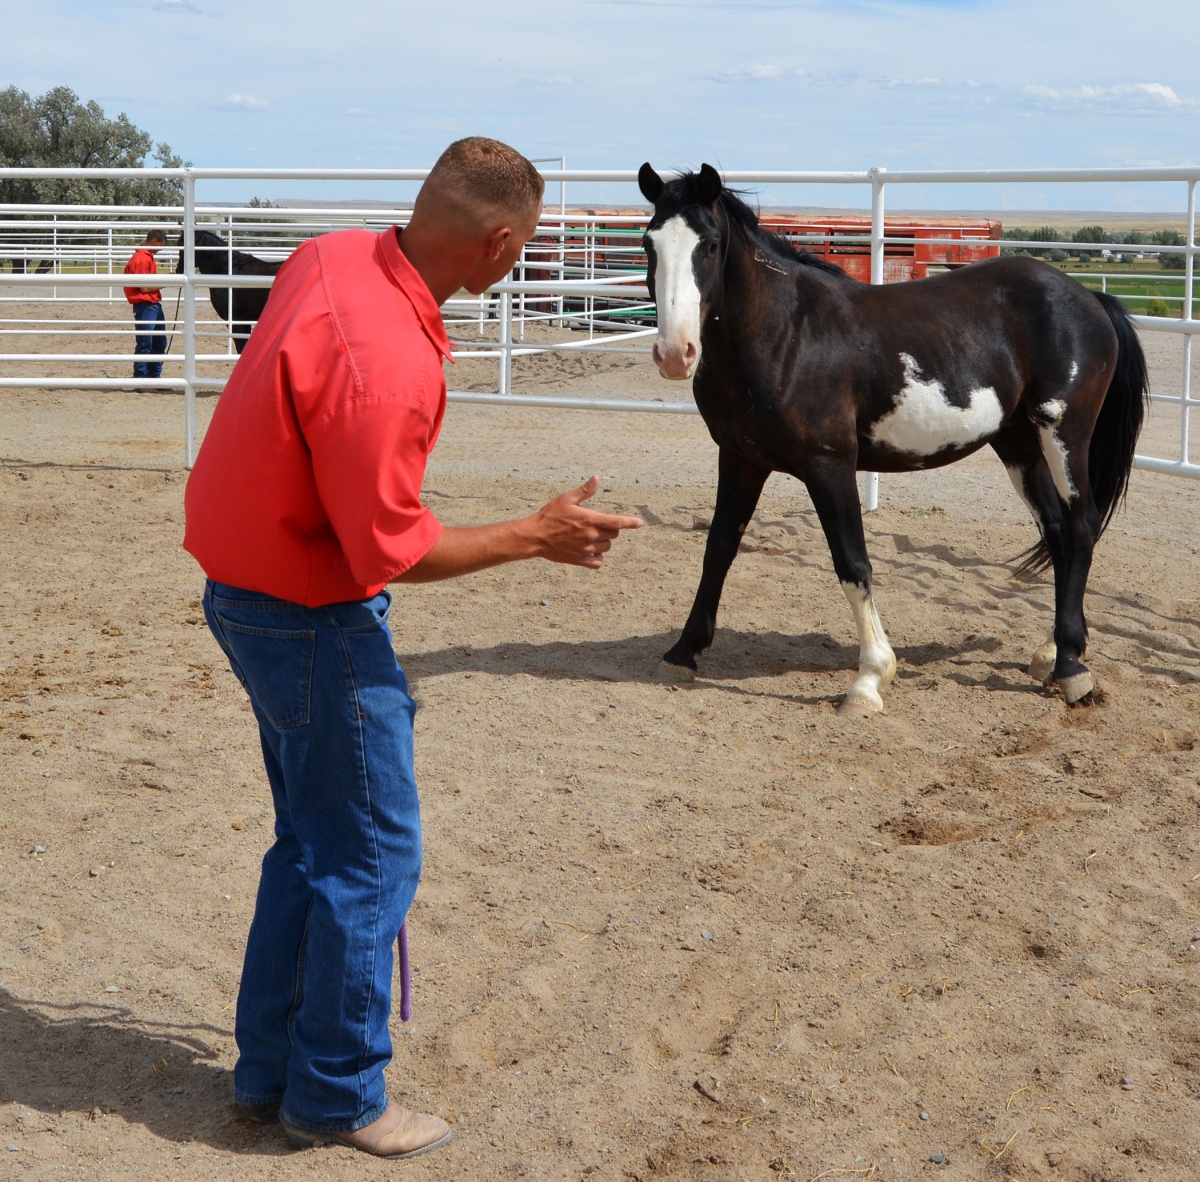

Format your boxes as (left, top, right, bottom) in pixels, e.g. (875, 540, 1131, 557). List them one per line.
(398, 921, 412, 1022)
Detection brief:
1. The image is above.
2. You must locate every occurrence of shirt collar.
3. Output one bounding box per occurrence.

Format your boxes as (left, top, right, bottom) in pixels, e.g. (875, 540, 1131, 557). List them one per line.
(376, 227, 453, 362)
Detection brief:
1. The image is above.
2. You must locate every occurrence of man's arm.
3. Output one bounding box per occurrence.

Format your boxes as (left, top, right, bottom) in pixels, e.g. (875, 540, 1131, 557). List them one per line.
(394, 475, 642, 584)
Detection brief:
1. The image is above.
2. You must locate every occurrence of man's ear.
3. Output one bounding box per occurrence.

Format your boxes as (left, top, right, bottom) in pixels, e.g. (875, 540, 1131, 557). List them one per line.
(484, 225, 514, 263)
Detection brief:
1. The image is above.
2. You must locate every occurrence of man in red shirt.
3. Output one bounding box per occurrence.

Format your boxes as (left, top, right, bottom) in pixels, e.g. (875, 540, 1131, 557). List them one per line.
(184, 138, 641, 1161)
(123, 228, 167, 388)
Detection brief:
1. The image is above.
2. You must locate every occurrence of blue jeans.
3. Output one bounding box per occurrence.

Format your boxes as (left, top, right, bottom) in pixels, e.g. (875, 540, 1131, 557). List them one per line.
(132, 301, 166, 378)
(202, 581, 422, 1133)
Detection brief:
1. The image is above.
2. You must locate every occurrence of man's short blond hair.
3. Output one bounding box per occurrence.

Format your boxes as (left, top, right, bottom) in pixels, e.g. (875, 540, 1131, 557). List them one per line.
(419, 137, 544, 232)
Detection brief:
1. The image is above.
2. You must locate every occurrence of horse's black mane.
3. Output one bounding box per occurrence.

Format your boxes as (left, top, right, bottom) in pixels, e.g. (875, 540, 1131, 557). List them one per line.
(668, 171, 852, 281)
(189, 228, 272, 271)
(719, 187, 852, 279)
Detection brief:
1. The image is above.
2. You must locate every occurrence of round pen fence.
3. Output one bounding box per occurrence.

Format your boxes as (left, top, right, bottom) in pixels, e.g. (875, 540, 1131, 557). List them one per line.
(0, 164, 1196, 503)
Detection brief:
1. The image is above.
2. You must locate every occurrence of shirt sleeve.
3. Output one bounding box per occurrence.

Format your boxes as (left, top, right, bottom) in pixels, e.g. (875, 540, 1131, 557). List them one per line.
(304, 380, 445, 588)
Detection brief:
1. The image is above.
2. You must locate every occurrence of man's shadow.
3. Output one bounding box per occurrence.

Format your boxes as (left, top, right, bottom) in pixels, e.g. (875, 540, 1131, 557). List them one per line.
(0, 987, 288, 1155)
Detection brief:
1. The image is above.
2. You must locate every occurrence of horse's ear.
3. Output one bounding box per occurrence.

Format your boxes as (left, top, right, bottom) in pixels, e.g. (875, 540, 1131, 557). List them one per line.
(638, 162, 664, 204)
(698, 163, 723, 205)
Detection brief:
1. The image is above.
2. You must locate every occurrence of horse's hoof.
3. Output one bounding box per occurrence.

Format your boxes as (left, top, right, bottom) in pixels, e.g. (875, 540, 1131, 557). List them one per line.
(655, 660, 696, 684)
(1028, 643, 1057, 683)
(838, 692, 882, 718)
(1058, 671, 1095, 705)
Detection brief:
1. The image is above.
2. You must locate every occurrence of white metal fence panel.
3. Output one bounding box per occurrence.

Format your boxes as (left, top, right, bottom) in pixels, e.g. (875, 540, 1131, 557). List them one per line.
(0, 164, 1196, 486)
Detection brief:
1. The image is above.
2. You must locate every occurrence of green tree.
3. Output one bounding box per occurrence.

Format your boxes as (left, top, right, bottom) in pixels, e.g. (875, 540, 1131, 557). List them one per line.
(1072, 224, 1108, 260)
(1152, 229, 1187, 271)
(1001, 226, 1062, 258)
(0, 85, 187, 206)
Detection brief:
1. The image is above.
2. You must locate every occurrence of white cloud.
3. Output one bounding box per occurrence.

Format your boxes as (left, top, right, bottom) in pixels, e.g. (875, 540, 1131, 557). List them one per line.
(522, 76, 579, 87)
(154, 0, 201, 12)
(345, 107, 370, 116)
(220, 93, 270, 111)
(878, 76, 944, 89)
(1022, 82, 1192, 113)
(708, 64, 805, 84)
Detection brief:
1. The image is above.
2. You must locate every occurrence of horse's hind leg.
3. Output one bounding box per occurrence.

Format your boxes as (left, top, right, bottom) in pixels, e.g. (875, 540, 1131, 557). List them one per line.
(1048, 452, 1099, 704)
(994, 418, 1097, 704)
(662, 448, 769, 677)
(802, 457, 896, 715)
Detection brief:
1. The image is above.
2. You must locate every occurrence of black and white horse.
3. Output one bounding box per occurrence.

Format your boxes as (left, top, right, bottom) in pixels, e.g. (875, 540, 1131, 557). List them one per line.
(639, 163, 1148, 714)
(175, 229, 282, 354)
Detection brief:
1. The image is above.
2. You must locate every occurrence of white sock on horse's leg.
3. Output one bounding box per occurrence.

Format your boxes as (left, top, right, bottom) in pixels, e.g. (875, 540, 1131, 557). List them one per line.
(838, 582, 897, 716)
(1028, 635, 1057, 683)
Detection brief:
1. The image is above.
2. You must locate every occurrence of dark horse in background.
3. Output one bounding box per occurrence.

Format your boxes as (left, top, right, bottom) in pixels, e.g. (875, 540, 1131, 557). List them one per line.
(638, 163, 1148, 715)
(175, 229, 282, 353)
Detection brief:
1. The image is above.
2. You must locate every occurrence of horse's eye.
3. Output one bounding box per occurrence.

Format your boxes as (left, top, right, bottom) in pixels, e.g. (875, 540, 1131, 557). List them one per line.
(707, 240, 719, 255)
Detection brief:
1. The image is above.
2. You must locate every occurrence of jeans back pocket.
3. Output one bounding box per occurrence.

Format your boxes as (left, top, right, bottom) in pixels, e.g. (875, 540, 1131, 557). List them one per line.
(213, 617, 316, 730)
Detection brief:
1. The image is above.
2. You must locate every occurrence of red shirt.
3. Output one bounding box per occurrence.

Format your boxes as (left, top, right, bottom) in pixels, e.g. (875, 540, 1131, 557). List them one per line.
(183, 227, 452, 606)
(123, 248, 161, 304)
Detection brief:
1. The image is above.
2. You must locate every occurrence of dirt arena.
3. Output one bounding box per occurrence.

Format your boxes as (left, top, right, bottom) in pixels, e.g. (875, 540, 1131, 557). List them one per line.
(2, 297, 1200, 1181)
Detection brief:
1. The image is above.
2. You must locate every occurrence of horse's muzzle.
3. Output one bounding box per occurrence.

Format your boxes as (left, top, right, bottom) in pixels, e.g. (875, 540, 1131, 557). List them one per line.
(652, 337, 699, 381)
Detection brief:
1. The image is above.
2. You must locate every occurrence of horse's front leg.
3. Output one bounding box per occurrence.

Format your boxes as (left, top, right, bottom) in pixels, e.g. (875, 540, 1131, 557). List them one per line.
(802, 457, 897, 716)
(662, 448, 769, 678)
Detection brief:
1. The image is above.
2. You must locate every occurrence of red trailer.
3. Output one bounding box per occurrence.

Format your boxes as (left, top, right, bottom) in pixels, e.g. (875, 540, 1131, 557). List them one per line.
(758, 213, 1003, 282)
(519, 211, 1003, 322)
(527, 209, 1002, 285)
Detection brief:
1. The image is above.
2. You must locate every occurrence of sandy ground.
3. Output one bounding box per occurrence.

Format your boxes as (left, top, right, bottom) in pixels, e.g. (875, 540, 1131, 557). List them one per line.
(2, 297, 1200, 1182)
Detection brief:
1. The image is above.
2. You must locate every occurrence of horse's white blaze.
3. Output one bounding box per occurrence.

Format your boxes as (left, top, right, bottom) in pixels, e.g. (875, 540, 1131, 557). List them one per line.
(1005, 464, 1041, 529)
(870, 353, 1004, 455)
(1038, 423, 1076, 502)
(840, 581, 897, 713)
(647, 216, 702, 379)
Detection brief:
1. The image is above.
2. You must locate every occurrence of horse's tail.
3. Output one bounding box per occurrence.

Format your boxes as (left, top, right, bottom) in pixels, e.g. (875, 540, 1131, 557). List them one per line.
(1088, 291, 1149, 535)
(1016, 291, 1148, 577)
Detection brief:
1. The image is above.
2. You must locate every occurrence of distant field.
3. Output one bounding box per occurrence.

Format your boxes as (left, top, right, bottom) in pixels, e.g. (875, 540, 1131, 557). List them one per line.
(968, 211, 1189, 235)
(1051, 262, 1188, 316)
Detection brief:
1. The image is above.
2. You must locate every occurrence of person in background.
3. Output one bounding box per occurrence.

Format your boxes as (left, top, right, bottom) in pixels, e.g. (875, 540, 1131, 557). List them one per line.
(123, 228, 167, 388)
(183, 137, 642, 1161)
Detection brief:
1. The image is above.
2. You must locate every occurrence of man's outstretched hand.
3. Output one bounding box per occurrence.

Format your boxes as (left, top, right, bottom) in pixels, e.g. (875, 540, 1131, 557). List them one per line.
(395, 475, 642, 583)
(528, 475, 643, 568)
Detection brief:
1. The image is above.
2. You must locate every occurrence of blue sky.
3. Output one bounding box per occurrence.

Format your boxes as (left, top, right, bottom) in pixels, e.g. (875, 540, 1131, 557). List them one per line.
(4, 0, 1199, 213)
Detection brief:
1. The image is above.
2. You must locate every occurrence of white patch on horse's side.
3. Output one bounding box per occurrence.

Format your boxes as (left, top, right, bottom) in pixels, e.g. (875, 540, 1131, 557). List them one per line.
(1038, 423, 1076, 502)
(839, 581, 897, 713)
(870, 353, 1004, 456)
(647, 216, 702, 343)
(1005, 464, 1041, 529)
(1068, 361, 1079, 382)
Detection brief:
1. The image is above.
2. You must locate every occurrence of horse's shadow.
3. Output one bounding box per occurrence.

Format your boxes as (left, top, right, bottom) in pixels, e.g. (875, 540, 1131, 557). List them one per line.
(0, 988, 287, 1155)
(402, 627, 1019, 699)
